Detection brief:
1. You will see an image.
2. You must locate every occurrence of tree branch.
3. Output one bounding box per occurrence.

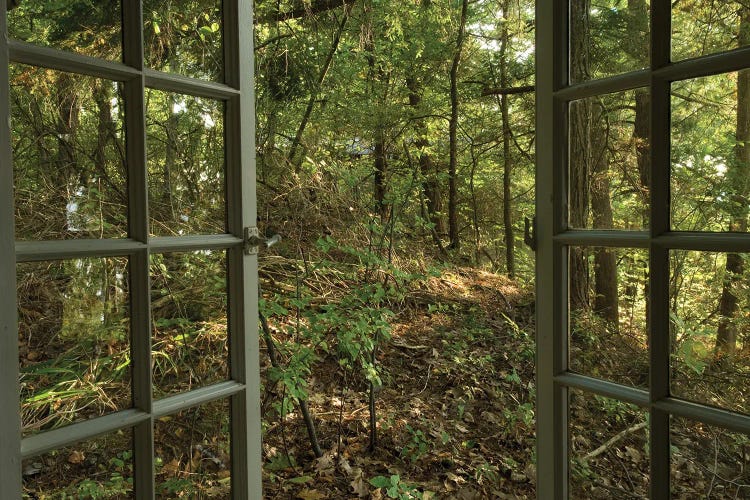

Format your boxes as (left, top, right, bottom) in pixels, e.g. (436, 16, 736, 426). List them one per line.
(256, 0, 356, 24)
(481, 85, 536, 97)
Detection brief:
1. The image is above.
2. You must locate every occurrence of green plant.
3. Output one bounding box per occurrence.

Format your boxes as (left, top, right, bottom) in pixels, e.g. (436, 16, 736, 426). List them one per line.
(401, 425, 430, 463)
(369, 474, 424, 499)
(474, 462, 500, 485)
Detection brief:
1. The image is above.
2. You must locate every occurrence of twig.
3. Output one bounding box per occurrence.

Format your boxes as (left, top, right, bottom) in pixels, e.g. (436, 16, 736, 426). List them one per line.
(582, 421, 647, 461)
(259, 308, 323, 458)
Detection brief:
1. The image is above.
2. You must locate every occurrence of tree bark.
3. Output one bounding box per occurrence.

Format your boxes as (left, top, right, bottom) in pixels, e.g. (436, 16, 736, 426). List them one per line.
(569, 0, 591, 310)
(407, 77, 444, 242)
(447, 0, 468, 250)
(628, 0, 651, 328)
(715, 6, 750, 360)
(499, 0, 515, 277)
(590, 102, 618, 325)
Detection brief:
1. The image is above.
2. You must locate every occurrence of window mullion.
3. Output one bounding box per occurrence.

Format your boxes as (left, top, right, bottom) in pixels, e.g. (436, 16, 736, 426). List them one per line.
(123, 1, 154, 499)
(536, 0, 568, 498)
(0, 5, 23, 497)
(223, 0, 262, 498)
(649, 1, 672, 499)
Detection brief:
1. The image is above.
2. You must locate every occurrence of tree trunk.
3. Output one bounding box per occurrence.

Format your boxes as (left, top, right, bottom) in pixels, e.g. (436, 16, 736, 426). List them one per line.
(634, 88, 651, 324)
(590, 103, 619, 325)
(569, 0, 591, 310)
(407, 76, 444, 245)
(628, 0, 651, 326)
(499, 0, 515, 277)
(373, 131, 388, 219)
(716, 6, 750, 360)
(447, 0, 468, 250)
(363, 1, 389, 221)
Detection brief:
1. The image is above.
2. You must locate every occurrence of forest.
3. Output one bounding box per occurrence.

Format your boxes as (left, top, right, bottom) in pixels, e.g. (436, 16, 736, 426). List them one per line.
(6, 0, 750, 498)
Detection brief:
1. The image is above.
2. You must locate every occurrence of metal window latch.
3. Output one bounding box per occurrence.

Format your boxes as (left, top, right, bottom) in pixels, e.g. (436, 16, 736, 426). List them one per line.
(244, 227, 282, 255)
(524, 216, 537, 251)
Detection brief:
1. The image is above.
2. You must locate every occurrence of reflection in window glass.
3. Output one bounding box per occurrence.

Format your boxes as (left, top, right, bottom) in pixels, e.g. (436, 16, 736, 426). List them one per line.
(144, 0, 224, 82)
(671, 73, 750, 233)
(569, 89, 650, 230)
(11, 65, 128, 241)
(151, 251, 228, 398)
(569, 247, 649, 388)
(18, 259, 131, 436)
(570, 0, 650, 83)
(146, 90, 226, 236)
(671, 417, 750, 498)
(7, 1, 122, 61)
(155, 399, 231, 497)
(672, 1, 750, 61)
(570, 390, 649, 497)
(22, 429, 133, 498)
(671, 251, 750, 415)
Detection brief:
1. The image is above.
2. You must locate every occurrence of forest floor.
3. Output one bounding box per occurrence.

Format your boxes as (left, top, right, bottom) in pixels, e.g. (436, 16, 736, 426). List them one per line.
(261, 268, 538, 499)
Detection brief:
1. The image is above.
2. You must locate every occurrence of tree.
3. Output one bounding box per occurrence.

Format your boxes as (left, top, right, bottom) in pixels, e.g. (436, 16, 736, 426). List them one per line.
(715, 5, 750, 361)
(447, 0, 469, 250)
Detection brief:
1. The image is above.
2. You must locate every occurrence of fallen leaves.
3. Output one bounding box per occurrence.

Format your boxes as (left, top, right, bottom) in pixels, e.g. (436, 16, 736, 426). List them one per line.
(296, 489, 327, 499)
(67, 450, 85, 465)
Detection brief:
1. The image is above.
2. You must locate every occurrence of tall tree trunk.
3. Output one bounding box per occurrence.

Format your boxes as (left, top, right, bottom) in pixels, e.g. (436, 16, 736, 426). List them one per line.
(407, 76, 444, 246)
(447, 0, 468, 250)
(628, 0, 651, 327)
(715, 6, 750, 360)
(569, 0, 591, 310)
(590, 104, 619, 326)
(362, 1, 389, 220)
(499, 0, 515, 276)
(373, 130, 388, 219)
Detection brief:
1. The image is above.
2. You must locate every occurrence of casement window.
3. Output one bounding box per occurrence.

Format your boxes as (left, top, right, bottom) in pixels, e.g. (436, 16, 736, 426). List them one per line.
(0, 2, 262, 498)
(537, 2, 750, 498)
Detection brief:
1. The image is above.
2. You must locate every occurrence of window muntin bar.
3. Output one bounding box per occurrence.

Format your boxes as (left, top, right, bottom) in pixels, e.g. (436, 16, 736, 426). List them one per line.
(541, 1, 750, 498)
(3, 1, 260, 497)
(0, 6, 23, 498)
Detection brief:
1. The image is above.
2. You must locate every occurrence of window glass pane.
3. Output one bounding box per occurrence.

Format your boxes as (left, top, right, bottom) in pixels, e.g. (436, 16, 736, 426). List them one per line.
(22, 429, 133, 498)
(144, 0, 223, 82)
(570, 0, 650, 83)
(151, 251, 228, 398)
(670, 250, 750, 415)
(18, 258, 131, 436)
(570, 247, 649, 388)
(7, 1, 122, 61)
(147, 90, 226, 236)
(11, 65, 128, 241)
(155, 399, 231, 496)
(671, 72, 750, 233)
(672, 2, 750, 61)
(569, 390, 649, 497)
(671, 417, 750, 498)
(569, 89, 650, 230)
